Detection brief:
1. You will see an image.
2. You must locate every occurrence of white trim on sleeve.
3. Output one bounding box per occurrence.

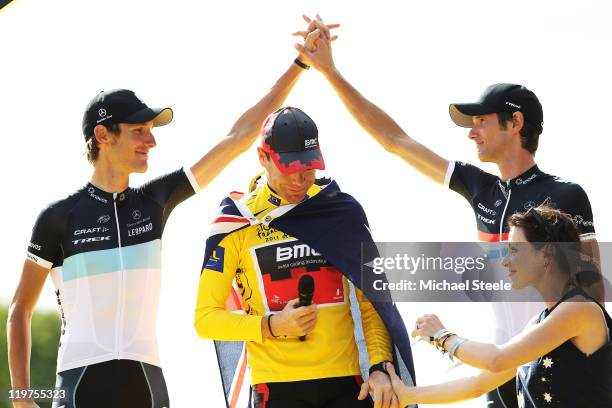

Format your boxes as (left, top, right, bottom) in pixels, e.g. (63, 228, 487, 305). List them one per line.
(26, 252, 53, 269)
(443, 161, 456, 188)
(579, 232, 597, 241)
(183, 166, 201, 194)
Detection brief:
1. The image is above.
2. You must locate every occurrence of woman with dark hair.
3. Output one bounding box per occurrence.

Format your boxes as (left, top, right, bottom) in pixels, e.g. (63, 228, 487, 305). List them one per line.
(382, 205, 612, 407)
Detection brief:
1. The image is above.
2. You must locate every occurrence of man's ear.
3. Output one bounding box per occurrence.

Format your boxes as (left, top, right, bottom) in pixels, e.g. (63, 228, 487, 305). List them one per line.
(94, 124, 117, 145)
(257, 147, 268, 166)
(512, 111, 525, 133)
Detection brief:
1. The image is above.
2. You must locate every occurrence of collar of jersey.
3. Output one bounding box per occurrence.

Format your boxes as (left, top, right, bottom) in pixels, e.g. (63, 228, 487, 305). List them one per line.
(502, 164, 543, 188)
(84, 182, 131, 204)
(242, 178, 322, 222)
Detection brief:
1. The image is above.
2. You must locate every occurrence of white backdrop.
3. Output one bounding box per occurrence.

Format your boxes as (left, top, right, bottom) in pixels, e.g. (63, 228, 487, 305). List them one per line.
(1, 1, 611, 407)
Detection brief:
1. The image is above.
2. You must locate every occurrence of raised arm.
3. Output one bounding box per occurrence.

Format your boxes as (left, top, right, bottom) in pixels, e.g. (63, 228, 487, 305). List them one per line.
(294, 21, 449, 185)
(189, 61, 305, 190)
(7, 260, 49, 408)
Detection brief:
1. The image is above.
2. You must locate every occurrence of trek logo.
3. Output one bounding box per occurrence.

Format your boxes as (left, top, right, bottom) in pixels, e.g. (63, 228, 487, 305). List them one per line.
(304, 138, 318, 148)
(98, 215, 111, 224)
(515, 173, 537, 185)
(505, 101, 521, 109)
(477, 213, 495, 225)
(73, 236, 111, 245)
(205, 246, 225, 272)
(276, 244, 321, 262)
(477, 202, 496, 216)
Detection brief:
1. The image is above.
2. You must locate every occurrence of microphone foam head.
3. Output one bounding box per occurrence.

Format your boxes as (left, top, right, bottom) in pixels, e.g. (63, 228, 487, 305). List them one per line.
(298, 274, 315, 294)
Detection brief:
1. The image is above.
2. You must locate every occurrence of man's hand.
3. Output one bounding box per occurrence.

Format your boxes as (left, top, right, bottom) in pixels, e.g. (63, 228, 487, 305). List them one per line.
(385, 363, 416, 407)
(412, 314, 446, 340)
(270, 298, 318, 337)
(293, 15, 338, 73)
(357, 370, 399, 408)
(292, 14, 339, 47)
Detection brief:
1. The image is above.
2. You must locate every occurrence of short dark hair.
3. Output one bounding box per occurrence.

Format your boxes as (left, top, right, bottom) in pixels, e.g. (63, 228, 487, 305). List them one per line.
(497, 111, 542, 154)
(508, 204, 581, 285)
(86, 123, 121, 164)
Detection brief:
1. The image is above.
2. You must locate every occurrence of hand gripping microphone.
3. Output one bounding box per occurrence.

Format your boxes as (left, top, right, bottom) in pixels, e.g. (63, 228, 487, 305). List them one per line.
(297, 274, 315, 341)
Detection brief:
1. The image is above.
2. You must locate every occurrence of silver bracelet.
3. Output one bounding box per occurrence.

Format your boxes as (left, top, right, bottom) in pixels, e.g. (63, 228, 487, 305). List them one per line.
(448, 337, 468, 362)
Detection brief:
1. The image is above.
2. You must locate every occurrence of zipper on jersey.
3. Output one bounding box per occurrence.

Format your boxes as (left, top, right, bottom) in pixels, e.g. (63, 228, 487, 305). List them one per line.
(498, 184, 512, 242)
(112, 193, 126, 359)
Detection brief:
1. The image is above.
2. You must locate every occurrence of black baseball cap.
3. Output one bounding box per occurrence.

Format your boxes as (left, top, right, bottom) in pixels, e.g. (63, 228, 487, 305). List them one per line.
(260, 107, 325, 174)
(82, 89, 173, 140)
(449, 83, 543, 130)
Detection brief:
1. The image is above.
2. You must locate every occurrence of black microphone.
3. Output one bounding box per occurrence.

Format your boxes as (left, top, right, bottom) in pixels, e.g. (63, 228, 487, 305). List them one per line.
(297, 274, 315, 341)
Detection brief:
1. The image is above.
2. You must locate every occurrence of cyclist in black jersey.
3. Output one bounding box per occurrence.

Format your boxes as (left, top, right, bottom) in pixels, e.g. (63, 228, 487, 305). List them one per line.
(294, 16, 602, 408)
(6, 28, 340, 406)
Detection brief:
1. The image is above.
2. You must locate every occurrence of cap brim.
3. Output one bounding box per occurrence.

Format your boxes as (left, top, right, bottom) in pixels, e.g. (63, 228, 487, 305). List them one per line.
(449, 103, 496, 128)
(271, 148, 326, 174)
(123, 107, 173, 127)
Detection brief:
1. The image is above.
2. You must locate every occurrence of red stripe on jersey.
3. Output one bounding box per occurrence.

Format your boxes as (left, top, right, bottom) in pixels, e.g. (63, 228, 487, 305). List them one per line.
(478, 230, 509, 242)
(213, 216, 249, 224)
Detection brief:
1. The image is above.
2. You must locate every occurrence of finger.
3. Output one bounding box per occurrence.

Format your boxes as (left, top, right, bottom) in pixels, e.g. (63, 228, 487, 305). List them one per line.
(373, 388, 383, 408)
(302, 14, 312, 23)
(330, 35, 339, 42)
(326, 23, 341, 29)
(286, 298, 300, 308)
(382, 388, 392, 408)
(358, 381, 369, 400)
(386, 362, 398, 379)
(292, 31, 308, 39)
(390, 393, 400, 408)
(386, 364, 404, 390)
(297, 313, 317, 329)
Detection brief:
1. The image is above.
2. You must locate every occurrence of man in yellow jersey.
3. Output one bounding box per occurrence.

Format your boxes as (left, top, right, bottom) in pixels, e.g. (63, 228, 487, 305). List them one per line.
(195, 107, 408, 408)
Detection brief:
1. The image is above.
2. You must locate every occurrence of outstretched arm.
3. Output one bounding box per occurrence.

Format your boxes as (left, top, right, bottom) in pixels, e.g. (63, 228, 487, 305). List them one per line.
(189, 62, 304, 190)
(295, 19, 449, 184)
(387, 362, 516, 405)
(412, 302, 599, 374)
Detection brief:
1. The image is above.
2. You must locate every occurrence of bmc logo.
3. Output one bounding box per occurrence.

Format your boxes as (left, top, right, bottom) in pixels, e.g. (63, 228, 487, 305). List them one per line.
(305, 138, 317, 147)
(276, 244, 320, 261)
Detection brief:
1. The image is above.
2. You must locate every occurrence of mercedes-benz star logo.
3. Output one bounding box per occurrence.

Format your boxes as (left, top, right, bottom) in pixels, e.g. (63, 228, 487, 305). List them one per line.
(98, 108, 107, 117)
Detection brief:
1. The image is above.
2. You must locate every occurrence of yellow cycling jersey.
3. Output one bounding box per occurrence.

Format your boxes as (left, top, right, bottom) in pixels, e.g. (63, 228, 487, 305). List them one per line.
(195, 180, 392, 384)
